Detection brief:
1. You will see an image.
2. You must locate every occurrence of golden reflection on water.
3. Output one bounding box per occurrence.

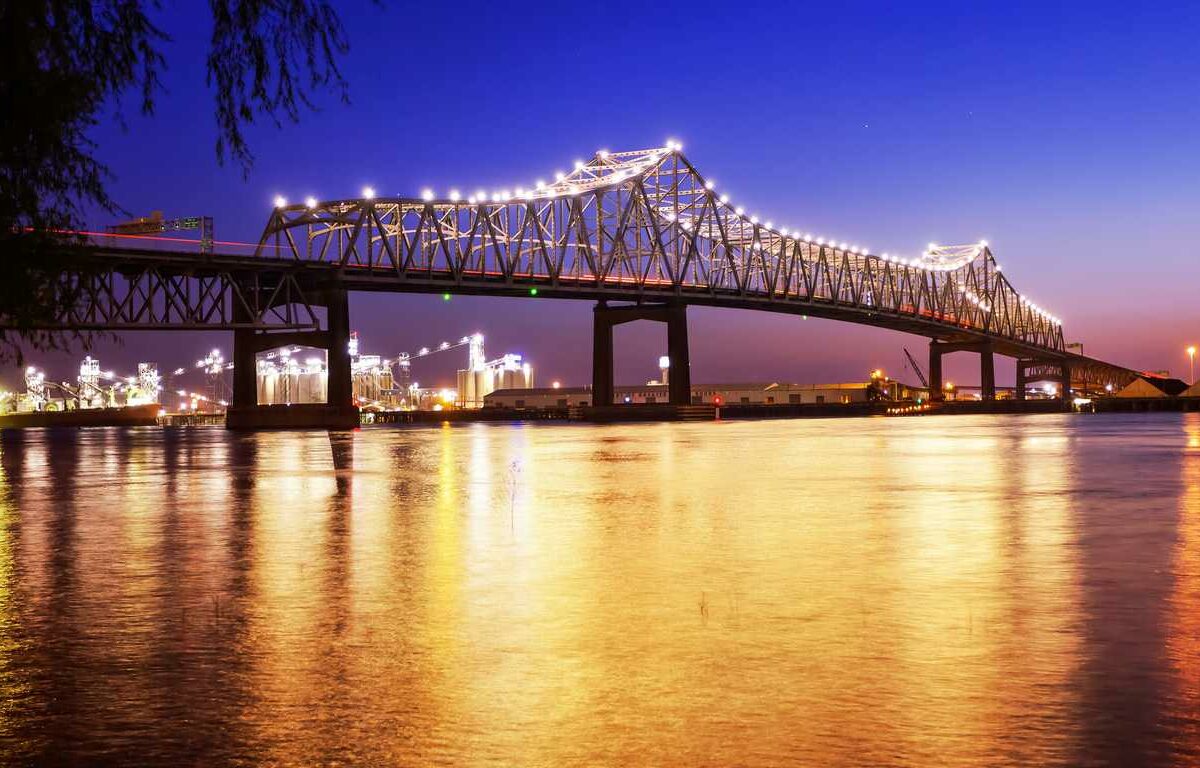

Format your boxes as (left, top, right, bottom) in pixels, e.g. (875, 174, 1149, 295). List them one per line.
(1168, 415, 1200, 748)
(0, 415, 1198, 765)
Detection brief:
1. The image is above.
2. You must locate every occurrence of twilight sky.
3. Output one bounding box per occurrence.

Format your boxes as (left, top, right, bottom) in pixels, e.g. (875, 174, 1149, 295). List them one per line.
(11, 1, 1200, 391)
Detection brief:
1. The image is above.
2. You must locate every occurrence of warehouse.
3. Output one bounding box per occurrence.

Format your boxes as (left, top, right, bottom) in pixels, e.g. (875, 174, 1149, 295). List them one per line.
(484, 380, 911, 408)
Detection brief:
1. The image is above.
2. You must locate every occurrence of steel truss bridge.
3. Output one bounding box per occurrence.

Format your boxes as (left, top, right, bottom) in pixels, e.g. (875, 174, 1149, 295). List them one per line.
(17, 144, 1139, 423)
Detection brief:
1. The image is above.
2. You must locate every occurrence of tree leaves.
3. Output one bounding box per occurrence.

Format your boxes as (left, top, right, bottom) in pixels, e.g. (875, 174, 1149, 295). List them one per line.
(208, 0, 349, 173)
(0, 0, 354, 362)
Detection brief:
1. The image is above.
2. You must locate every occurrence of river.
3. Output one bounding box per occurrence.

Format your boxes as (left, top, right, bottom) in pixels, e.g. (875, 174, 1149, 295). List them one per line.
(0, 413, 1197, 766)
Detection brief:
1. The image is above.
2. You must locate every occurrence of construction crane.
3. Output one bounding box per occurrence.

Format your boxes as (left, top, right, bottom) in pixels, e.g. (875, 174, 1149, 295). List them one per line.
(903, 347, 929, 389)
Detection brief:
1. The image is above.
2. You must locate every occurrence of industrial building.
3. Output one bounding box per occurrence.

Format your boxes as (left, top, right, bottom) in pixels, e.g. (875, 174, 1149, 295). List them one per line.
(456, 334, 534, 408)
(1114, 376, 1190, 398)
(256, 350, 327, 405)
(484, 379, 911, 409)
(8, 358, 161, 413)
(250, 331, 535, 410)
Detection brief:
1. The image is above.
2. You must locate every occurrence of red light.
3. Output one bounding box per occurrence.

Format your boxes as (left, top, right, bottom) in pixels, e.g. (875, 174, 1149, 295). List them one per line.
(713, 396, 723, 405)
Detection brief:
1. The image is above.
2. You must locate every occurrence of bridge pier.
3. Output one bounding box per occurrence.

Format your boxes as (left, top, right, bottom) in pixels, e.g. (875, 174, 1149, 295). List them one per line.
(227, 286, 358, 429)
(980, 343, 996, 401)
(929, 341, 944, 401)
(929, 339, 997, 401)
(1015, 358, 1073, 406)
(592, 301, 691, 406)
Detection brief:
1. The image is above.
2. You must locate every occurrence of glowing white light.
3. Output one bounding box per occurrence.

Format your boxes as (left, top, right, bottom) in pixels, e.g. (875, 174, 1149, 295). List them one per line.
(574, 160, 584, 170)
(980, 239, 988, 247)
(535, 180, 545, 189)
(705, 179, 715, 190)
(735, 207, 744, 216)
(449, 189, 461, 201)
(467, 196, 477, 204)
(719, 195, 729, 203)
(840, 242, 849, 250)
(598, 149, 609, 158)
(750, 216, 758, 224)
(555, 171, 565, 181)
(273, 195, 287, 208)
(305, 196, 317, 208)
(816, 238, 825, 245)
(362, 186, 376, 200)
(421, 188, 433, 201)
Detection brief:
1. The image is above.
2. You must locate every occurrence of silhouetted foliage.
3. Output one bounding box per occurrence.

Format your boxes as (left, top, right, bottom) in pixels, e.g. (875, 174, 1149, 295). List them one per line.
(0, 1, 351, 363)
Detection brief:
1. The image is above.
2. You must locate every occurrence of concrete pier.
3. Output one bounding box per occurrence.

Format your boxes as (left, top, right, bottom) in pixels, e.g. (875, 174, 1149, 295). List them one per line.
(593, 302, 691, 406)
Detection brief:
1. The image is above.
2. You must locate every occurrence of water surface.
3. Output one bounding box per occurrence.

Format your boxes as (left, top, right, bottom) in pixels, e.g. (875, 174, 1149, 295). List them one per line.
(1, 413, 1198, 766)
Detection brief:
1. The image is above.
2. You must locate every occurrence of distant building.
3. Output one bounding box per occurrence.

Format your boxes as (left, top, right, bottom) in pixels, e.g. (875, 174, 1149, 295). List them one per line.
(484, 380, 915, 409)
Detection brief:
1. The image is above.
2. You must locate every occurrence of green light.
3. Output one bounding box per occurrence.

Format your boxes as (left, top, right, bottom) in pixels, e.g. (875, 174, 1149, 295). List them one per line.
(442, 293, 451, 301)
(529, 288, 539, 296)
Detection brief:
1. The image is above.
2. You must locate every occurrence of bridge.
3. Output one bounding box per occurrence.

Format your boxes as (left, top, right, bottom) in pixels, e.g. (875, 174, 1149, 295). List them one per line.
(18, 144, 1139, 426)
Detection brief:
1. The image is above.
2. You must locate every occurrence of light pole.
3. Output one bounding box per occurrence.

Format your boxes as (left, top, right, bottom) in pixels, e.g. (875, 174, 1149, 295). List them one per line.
(1188, 346, 1196, 386)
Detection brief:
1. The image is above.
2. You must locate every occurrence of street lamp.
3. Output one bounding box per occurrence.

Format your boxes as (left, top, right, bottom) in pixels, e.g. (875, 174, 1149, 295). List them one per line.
(1188, 345, 1196, 385)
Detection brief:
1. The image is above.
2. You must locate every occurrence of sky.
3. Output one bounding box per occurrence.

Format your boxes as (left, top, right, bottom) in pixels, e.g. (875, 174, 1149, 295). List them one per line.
(10, 0, 1200, 391)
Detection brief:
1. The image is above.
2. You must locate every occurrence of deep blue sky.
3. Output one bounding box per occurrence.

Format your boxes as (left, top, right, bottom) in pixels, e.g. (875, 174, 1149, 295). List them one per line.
(13, 1, 1200, 390)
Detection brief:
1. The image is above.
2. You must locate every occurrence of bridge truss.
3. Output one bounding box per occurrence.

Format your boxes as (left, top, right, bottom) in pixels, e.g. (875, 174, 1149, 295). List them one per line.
(28, 250, 321, 331)
(258, 146, 1064, 355)
(10, 143, 1141, 399)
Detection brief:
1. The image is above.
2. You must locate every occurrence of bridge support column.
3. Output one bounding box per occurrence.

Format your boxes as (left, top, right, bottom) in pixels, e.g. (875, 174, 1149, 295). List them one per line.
(592, 302, 614, 407)
(1015, 362, 1027, 402)
(666, 304, 691, 406)
(980, 343, 996, 401)
(232, 327, 258, 408)
(231, 287, 261, 409)
(592, 301, 691, 408)
(929, 341, 944, 401)
(325, 287, 352, 409)
(1060, 361, 1072, 405)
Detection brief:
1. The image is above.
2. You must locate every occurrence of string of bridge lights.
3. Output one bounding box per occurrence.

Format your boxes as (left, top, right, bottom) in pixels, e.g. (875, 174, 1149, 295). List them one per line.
(269, 138, 1062, 327)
